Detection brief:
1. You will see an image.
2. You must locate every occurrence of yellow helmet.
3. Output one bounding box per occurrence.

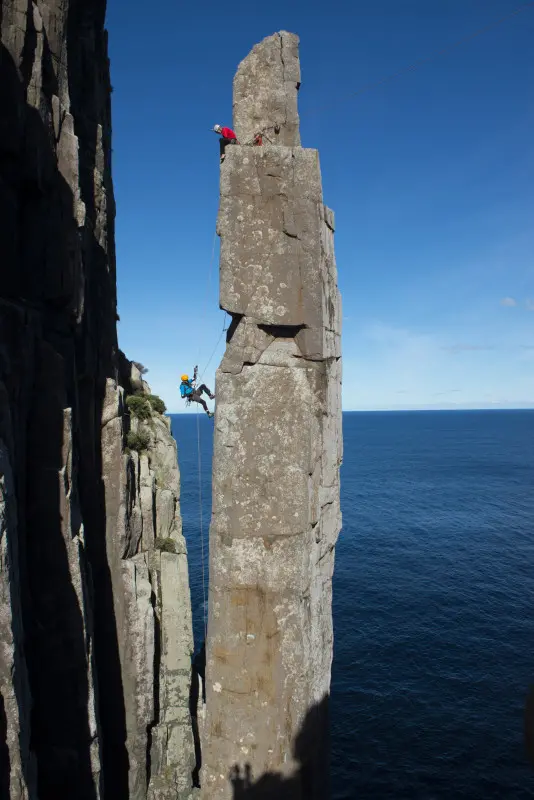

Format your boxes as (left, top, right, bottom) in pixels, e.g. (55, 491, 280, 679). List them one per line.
(181, 374, 189, 381)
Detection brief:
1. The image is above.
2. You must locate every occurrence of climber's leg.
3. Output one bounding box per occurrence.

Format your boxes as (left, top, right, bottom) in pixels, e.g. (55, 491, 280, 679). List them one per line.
(220, 137, 236, 162)
(197, 384, 215, 400)
(191, 393, 209, 414)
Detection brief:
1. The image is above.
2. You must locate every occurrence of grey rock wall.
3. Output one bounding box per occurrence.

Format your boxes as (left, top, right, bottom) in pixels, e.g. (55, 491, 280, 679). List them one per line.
(103, 367, 196, 800)
(233, 31, 301, 146)
(202, 32, 342, 799)
(0, 2, 195, 798)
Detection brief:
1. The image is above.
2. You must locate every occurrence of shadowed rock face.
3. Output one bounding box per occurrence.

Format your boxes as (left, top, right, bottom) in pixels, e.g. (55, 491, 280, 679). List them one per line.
(202, 33, 342, 800)
(0, 2, 195, 798)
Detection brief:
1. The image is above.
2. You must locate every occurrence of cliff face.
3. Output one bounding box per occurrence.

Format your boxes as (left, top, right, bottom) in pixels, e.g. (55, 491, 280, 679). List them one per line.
(0, 2, 194, 798)
(202, 32, 342, 799)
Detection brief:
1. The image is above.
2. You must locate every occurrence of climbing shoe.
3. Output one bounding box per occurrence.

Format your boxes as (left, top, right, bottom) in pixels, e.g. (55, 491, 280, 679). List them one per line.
(207, 411, 214, 418)
(208, 392, 215, 400)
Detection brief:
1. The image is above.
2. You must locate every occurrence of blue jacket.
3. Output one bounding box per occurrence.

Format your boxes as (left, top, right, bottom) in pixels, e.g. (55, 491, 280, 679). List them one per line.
(180, 380, 194, 398)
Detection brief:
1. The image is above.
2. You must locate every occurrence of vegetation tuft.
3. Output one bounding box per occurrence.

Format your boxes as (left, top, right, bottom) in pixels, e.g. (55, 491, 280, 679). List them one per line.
(147, 394, 166, 414)
(154, 537, 177, 554)
(126, 429, 151, 452)
(132, 361, 149, 375)
(126, 395, 152, 420)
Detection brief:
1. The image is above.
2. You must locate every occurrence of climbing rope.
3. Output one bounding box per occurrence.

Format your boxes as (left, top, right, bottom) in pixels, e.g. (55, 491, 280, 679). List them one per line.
(190, 229, 220, 649)
(194, 308, 228, 647)
(193, 294, 227, 649)
(195, 228, 218, 367)
(196, 408, 208, 644)
(197, 312, 228, 384)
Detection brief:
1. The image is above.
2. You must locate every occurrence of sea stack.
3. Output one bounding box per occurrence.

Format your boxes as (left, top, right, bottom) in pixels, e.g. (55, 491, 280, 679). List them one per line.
(201, 31, 343, 798)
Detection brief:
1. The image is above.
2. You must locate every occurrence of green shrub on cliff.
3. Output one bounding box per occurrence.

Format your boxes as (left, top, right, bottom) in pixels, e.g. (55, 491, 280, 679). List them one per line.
(154, 537, 177, 554)
(132, 361, 149, 375)
(126, 429, 151, 452)
(126, 394, 152, 420)
(147, 394, 166, 414)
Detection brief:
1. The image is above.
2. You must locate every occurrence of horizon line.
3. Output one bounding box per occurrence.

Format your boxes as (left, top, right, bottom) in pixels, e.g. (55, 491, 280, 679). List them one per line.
(166, 405, 534, 415)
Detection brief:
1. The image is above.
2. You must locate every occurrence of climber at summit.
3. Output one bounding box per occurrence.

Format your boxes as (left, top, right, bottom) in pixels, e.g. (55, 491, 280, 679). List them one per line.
(180, 366, 215, 417)
(213, 124, 238, 162)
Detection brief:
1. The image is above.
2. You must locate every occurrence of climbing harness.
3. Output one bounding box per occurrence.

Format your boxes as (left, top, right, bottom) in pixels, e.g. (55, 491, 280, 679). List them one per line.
(242, 124, 279, 146)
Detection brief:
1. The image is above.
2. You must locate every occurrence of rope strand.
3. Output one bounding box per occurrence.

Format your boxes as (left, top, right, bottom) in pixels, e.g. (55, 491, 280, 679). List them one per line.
(198, 312, 228, 384)
(195, 229, 218, 365)
(196, 409, 208, 644)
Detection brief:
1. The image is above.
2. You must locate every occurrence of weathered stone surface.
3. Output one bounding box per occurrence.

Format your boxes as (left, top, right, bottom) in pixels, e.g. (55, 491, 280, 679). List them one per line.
(0, 2, 196, 797)
(233, 31, 301, 146)
(147, 550, 195, 800)
(0, 439, 36, 800)
(202, 32, 342, 799)
(218, 146, 341, 360)
(101, 370, 196, 800)
(119, 554, 155, 799)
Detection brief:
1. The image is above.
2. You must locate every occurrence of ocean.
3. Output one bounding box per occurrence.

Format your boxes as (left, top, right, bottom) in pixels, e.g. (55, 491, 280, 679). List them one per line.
(171, 410, 534, 798)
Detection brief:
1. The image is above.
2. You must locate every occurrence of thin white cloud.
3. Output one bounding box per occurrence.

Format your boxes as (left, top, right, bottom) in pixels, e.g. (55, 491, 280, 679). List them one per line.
(526, 298, 534, 311)
(345, 320, 534, 411)
(441, 344, 495, 354)
(500, 297, 517, 307)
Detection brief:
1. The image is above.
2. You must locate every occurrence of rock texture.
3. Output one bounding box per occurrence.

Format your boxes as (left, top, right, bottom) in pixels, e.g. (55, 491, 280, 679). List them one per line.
(0, 2, 195, 798)
(233, 31, 301, 147)
(108, 365, 196, 800)
(202, 32, 342, 799)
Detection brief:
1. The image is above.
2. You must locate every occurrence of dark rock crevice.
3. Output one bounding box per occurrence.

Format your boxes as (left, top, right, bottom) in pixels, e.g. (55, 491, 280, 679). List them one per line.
(257, 323, 306, 339)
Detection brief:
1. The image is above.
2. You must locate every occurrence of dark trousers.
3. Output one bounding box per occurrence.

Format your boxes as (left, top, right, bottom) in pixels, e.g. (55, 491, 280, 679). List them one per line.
(220, 137, 236, 158)
(191, 384, 213, 413)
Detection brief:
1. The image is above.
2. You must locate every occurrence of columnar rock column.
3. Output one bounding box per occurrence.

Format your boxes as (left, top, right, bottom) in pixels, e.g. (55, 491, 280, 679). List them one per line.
(1, 2, 196, 797)
(202, 31, 342, 798)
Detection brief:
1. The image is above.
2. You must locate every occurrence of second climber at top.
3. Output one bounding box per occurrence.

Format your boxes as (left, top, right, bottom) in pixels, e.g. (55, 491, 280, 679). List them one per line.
(213, 124, 238, 162)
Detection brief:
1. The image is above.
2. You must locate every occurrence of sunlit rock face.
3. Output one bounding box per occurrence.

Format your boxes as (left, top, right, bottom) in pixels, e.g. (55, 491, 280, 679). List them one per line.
(201, 31, 342, 800)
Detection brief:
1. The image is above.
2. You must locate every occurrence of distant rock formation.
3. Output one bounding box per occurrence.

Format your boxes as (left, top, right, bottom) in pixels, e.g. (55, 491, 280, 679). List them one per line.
(201, 31, 342, 799)
(0, 2, 195, 798)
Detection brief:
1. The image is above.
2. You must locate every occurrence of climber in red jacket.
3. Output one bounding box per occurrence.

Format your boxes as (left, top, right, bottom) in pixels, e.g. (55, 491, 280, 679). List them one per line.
(213, 124, 238, 162)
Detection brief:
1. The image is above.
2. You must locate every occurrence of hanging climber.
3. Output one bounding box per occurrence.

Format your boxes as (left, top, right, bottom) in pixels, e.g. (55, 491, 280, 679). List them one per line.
(213, 124, 238, 162)
(180, 366, 215, 417)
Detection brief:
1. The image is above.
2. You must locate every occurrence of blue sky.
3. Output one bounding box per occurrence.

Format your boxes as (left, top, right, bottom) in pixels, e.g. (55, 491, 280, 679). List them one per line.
(105, 0, 534, 412)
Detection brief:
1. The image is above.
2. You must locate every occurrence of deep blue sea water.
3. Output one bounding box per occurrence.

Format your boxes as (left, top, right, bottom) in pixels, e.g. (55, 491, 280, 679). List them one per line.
(171, 410, 534, 798)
